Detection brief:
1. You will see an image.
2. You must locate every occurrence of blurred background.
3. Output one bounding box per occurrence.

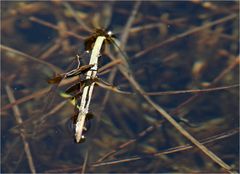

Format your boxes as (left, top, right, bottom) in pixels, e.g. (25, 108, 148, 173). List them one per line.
(1, 1, 239, 173)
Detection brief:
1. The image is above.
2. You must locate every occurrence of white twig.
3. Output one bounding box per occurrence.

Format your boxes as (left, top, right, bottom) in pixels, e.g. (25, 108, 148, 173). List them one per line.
(75, 36, 106, 143)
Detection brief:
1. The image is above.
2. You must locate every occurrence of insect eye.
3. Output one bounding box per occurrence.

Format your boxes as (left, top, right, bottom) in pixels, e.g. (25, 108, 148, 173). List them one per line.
(107, 31, 113, 37)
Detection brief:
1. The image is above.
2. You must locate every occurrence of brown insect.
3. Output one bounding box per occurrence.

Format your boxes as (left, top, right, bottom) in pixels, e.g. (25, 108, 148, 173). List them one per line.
(46, 28, 131, 143)
(47, 64, 95, 84)
(84, 28, 116, 52)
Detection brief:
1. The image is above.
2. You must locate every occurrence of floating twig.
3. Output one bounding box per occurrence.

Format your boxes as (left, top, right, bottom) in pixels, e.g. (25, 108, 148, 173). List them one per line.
(144, 84, 239, 96)
(75, 36, 106, 143)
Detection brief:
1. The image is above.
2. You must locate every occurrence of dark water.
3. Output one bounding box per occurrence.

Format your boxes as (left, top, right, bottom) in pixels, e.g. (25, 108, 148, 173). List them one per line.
(1, 1, 239, 173)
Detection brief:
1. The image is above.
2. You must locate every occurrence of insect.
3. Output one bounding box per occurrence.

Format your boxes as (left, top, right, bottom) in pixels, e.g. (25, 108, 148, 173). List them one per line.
(46, 28, 131, 143)
(10, 52, 92, 135)
(84, 28, 130, 68)
(9, 28, 131, 143)
(84, 28, 116, 52)
(47, 64, 95, 84)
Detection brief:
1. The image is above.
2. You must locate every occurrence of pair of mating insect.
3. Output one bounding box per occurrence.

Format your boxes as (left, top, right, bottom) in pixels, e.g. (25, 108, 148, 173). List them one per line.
(48, 56, 95, 143)
(47, 29, 130, 143)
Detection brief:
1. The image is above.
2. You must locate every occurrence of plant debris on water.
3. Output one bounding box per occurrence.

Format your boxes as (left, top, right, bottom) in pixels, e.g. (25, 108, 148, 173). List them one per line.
(1, 1, 239, 173)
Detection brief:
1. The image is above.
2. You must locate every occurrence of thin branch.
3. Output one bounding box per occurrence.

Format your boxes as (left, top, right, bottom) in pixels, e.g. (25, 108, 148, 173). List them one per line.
(120, 1, 141, 50)
(110, 1, 141, 72)
(133, 14, 237, 58)
(96, 120, 162, 162)
(1, 58, 122, 112)
(1, 44, 61, 73)
(1, 137, 20, 164)
(96, 55, 239, 165)
(172, 56, 240, 115)
(29, 16, 85, 40)
(63, 2, 92, 32)
(39, 38, 61, 60)
(92, 128, 239, 168)
(107, 51, 233, 172)
(2, 87, 50, 111)
(212, 56, 240, 84)
(144, 84, 239, 96)
(45, 128, 239, 173)
(10, 100, 67, 137)
(98, 58, 122, 73)
(5, 85, 36, 174)
(81, 149, 89, 174)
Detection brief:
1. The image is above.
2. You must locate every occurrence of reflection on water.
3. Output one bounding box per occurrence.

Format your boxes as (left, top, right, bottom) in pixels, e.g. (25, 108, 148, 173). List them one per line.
(1, 1, 239, 173)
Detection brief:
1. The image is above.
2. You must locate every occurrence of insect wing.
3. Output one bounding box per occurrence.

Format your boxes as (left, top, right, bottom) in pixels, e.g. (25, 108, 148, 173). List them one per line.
(47, 75, 64, 84)
(84, 36, 97, 51)
(65, 82, 81, 95)
(95, 78, 131, 95)
(65, 64, 95, 78)
(25, 52, 90, 134)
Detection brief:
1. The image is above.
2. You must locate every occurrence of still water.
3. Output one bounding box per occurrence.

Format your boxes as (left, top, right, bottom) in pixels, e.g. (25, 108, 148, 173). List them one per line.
(1, 1, 239, 173)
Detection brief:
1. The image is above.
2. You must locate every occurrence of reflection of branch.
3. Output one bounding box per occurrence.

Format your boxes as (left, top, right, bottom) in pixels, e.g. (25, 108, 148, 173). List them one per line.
(92, 128, 239, 168)
(96, 119, 163, 163)
(172, 57, 240, 115)
(45, 128, 239, 173)
(5, 85, 36, 174)
(2, 87, 50, 111)
(1, 59, 122, 112)
(134, 14, 237, 58)
(120, 1, 141, 50)
(96, 55, 239, 166)
(29, 16, 85, 40)
(107, 52, 233, 171)
(63, 2, 92, 32)
(1, 44, 61, 73)
(10, 100, 67, 137)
